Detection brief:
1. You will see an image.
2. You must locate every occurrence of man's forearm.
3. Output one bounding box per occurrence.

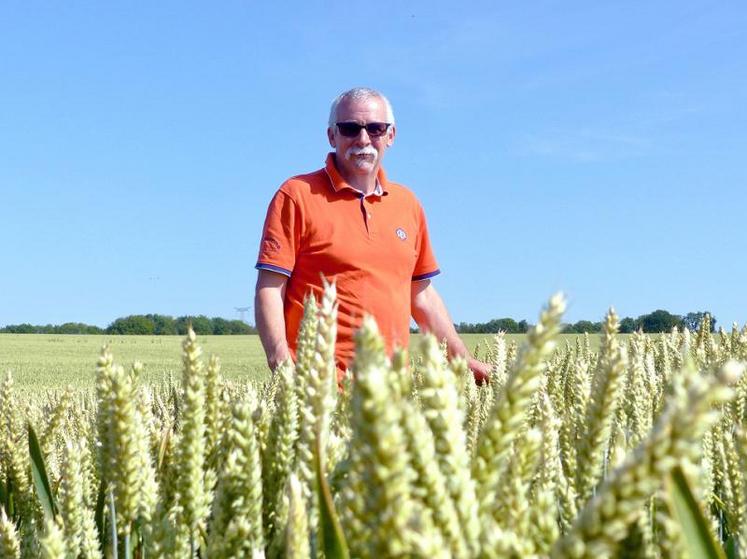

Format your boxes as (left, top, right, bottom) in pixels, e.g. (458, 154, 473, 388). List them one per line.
(411, 280, 490, 383)
(255, 277, 291, 370)
(412, 288, 469, 359)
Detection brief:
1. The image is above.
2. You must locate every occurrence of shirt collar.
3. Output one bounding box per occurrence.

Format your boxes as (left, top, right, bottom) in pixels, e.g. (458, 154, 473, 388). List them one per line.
(324, 153, 389, 197)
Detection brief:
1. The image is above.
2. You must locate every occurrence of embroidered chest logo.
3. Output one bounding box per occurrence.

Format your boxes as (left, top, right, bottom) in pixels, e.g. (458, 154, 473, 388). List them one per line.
(395, 227, 407, 241)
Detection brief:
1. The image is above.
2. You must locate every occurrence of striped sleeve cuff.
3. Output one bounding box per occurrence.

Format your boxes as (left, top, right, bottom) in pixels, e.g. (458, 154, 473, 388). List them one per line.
(256, 263, 293, 277)
(412, 269, 441, 281)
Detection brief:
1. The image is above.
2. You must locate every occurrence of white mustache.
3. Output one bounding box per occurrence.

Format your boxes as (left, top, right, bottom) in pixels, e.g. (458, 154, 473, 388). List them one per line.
(345, 146, 378, 161)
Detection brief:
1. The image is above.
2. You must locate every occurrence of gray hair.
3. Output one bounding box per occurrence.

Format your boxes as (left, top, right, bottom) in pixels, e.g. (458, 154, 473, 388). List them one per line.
(327, 87, 395, 128)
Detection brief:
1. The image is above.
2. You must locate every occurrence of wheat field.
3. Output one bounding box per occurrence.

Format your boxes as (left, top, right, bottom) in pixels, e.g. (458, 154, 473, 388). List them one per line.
(0, 333, 558, 390)
(0, 287, 745, 558)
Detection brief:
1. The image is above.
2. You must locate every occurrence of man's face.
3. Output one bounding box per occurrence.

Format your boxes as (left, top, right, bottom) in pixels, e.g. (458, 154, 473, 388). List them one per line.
(327, 96, 396, 180)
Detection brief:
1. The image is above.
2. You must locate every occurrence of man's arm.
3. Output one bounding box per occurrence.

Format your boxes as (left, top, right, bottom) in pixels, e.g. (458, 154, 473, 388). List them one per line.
(410, 279, 491, 384)
(255, 270, 291, 371)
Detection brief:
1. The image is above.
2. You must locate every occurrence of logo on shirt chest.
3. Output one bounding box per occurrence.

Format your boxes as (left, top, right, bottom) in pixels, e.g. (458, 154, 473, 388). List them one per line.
(395, 227, 407, 241)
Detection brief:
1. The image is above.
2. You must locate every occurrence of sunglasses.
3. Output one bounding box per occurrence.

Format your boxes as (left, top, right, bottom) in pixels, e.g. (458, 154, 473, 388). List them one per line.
(335, 122, 391, 138)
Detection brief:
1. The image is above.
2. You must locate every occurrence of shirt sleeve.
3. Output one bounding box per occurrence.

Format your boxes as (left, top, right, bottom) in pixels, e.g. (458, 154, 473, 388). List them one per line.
(256, 190, 301, 277)
(412, 203, 440, 281)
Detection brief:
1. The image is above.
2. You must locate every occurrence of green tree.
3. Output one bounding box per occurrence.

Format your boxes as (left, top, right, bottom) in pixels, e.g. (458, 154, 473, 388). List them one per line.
(9, 322, 36, 334)
(490, 318, 521, 333)
(192, 315, 213, 335)
(636, 310, 682, 333)
(225, 319, 256, 334)
(212, 317, 229, 335)
(2, 323, 37, 333)
(55, 322, 103, 334)
(455, 317, 524, 333)
(682, 311, 716, 332)
(562, 320, 602, 334)
(106, 315, 156, 335)
(619, 317, 637, 333)
(176, 315, 213, 335)
(150, 314, 178, 335)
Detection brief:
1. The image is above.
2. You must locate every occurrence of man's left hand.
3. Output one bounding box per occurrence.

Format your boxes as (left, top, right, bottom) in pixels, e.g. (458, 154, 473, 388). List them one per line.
(468, 357, 491, 385)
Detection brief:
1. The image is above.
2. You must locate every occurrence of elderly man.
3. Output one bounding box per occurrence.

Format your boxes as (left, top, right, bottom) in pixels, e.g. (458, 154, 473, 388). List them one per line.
(255, 87, 489, 383)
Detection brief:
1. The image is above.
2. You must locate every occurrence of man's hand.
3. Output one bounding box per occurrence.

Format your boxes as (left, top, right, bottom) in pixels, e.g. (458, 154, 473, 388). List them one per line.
(468, 357, 491, 385)
(266, 343, 291, 372)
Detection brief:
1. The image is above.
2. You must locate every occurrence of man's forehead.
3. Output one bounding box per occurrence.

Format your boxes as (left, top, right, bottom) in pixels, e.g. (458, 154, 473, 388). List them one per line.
(336, 96, 387, 120)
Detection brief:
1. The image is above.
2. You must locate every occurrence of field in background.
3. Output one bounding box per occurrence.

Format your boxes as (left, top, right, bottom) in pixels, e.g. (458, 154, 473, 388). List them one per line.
(0, 332, 601, 389)
(0, 334, 268, 389)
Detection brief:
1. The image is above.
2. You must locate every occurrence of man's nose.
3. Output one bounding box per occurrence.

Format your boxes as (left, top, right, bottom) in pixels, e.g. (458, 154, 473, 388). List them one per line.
(354, 128, 371, 144)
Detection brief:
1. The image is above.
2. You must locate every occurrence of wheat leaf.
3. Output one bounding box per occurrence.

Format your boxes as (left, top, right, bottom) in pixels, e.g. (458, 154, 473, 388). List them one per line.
(667, 465, 726, 559)
(27, 423, 58, 521)
(316, 428, 349, 559)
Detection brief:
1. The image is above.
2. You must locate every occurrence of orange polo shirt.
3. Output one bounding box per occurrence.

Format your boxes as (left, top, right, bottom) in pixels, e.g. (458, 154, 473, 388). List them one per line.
(256, 153, 440, 370)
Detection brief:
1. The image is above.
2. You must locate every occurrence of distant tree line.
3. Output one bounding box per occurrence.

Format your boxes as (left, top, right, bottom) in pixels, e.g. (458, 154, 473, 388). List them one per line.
(455, 318, 531, 334)
(0, 314, 257, 335)
(453, 310, 716, 335)
(0, 322, 105, 335)
(3, 310, 716, 336)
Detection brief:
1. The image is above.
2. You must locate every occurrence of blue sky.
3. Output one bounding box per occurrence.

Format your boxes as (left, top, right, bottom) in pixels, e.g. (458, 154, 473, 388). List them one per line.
(1, 1, 746, 328)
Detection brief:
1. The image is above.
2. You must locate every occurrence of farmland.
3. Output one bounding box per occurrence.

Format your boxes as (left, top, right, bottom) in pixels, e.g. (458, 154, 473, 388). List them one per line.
(0, 332, 589, 389)
(0, 290, 742, 557)
(0, 334, 269, 389)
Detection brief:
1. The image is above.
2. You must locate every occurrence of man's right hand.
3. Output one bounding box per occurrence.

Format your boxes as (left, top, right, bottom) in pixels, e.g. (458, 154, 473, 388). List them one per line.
(267, 344, 291, 371)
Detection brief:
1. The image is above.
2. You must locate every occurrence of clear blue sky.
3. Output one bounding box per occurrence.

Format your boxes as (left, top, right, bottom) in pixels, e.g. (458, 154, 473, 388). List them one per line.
(1, 2, 746, 328)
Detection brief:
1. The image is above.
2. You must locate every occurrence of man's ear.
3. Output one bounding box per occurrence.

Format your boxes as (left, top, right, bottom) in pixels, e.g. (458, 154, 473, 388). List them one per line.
(386, 125, 396, 147)
(327, 127, 336, 148)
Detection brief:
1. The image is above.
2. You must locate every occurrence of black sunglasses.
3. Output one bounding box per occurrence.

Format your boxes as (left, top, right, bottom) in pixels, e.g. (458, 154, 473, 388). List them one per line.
(335, 122, 391, 138)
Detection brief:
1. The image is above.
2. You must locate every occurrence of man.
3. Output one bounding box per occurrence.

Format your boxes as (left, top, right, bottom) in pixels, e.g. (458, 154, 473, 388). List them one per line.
(255, 87, 490, 383)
